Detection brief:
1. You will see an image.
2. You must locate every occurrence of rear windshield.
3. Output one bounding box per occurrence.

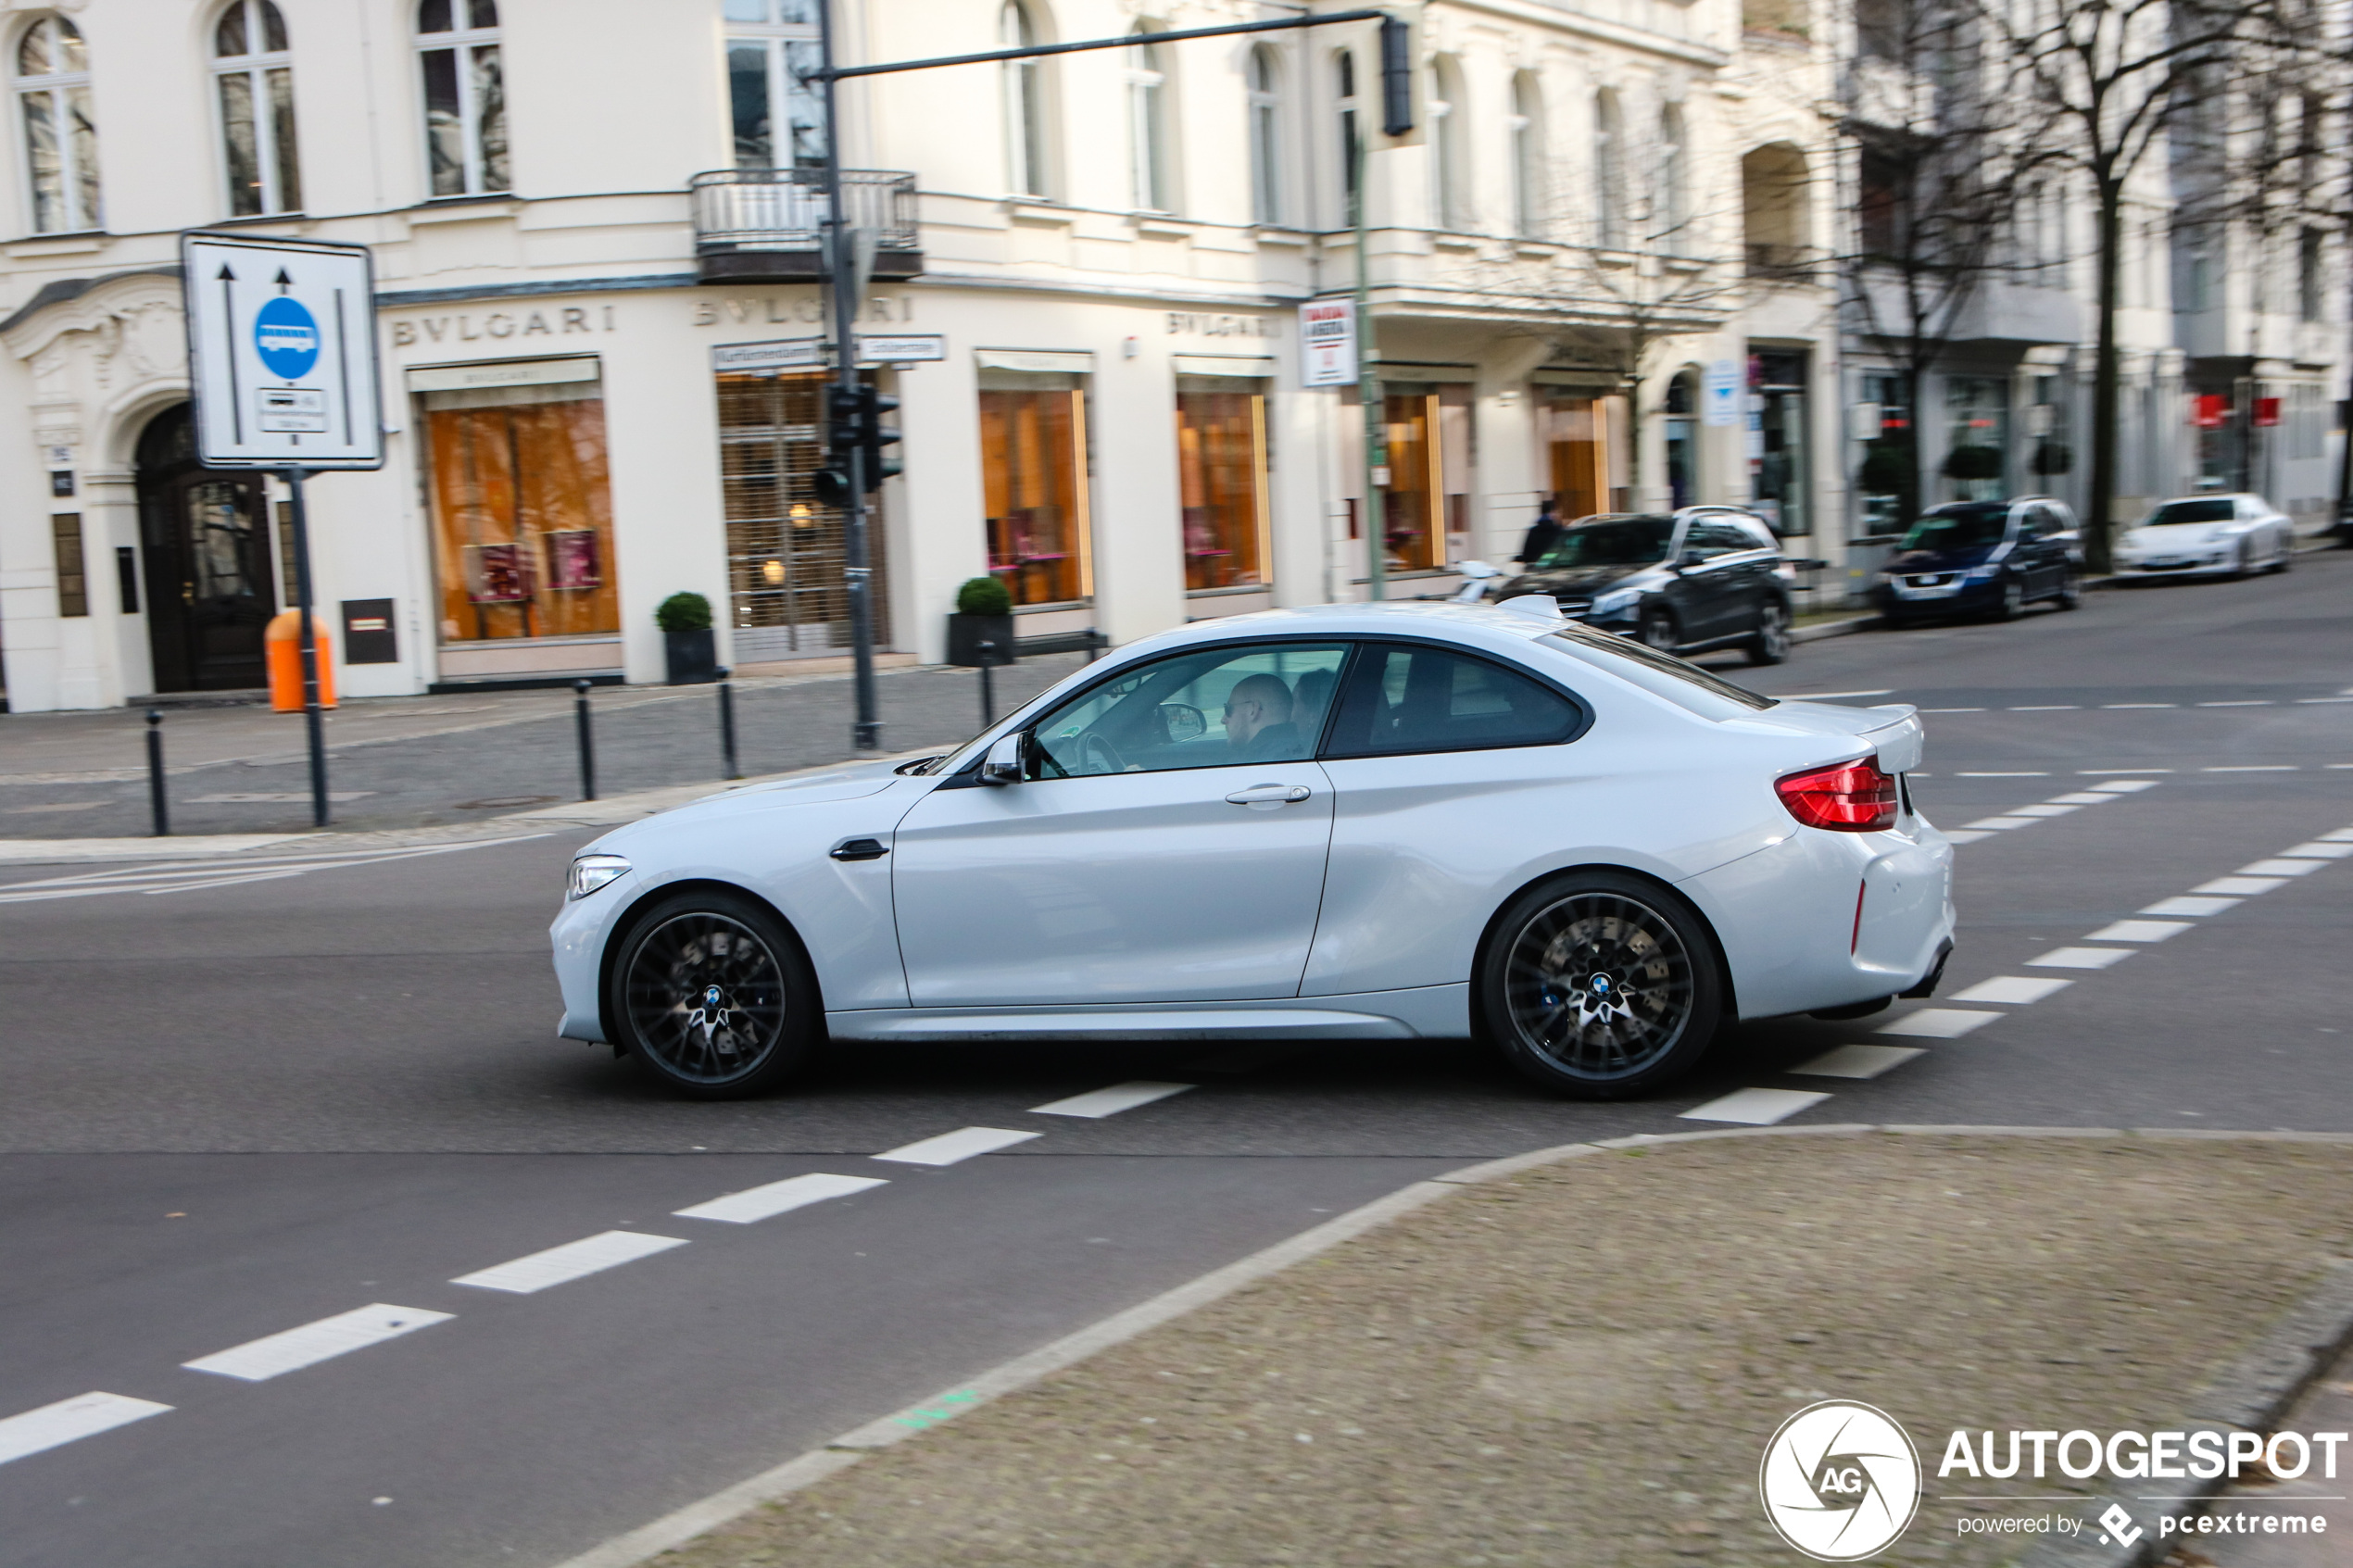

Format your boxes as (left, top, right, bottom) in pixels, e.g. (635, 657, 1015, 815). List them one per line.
(1540, 625, 1777, 720)
(2146, 498, 2233, 525)
(1898, 505, 2009, 551)
(1534, 516, 1675, 570)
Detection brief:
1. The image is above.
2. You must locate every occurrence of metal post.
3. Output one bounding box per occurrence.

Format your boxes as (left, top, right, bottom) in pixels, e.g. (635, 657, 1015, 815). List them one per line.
(717, 667, 740, 781)
(818, 0, 881, 751)
(145, 709, 169, 836)
(573, 678, 597, 801)
(1353, 111, 1386, 606)
(282, 467, 332, 828)
(976, 641, 997, 728)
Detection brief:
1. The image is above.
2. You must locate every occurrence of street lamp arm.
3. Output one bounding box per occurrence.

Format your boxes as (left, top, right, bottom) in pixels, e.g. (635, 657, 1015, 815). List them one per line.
(807, 9, 1389, 82)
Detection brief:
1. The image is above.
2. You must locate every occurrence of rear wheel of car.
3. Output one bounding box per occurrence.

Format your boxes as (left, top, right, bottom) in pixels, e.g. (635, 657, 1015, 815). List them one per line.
(2233, 542, 2254, 579)
(606, 890, 818, 1099)
(1745, 600, 1791, 665)
(1479, 872, 1723, 1099)
(1989, 578, 2024, 621)
(1640, 606, 1680, 652)
(2271, 540, 2295, 572)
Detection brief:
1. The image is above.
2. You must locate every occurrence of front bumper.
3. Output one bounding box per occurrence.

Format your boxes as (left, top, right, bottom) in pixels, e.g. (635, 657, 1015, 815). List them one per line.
(547, 870, 643, 1043)
(1875, 576, 2001, 615)
(2112, 556, 2233, 577)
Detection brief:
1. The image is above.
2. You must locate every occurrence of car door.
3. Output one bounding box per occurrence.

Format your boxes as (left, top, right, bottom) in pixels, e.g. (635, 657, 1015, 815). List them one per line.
(888, 640, 1350, 1007)
(1674, 521, 1753, 643)
(2015, 506, 2057, 596)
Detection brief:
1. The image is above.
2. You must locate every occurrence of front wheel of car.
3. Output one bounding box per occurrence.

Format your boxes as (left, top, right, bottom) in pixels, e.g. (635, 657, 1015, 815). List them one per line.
(1745, 600, 1791, 665)
(2233, 543, 2254, 579)
(1479, 872, 1723, 1099)
(2057, 571, 2082, 609)
(1640, 606, 1680, 652)
(606, 890, 819, 1099)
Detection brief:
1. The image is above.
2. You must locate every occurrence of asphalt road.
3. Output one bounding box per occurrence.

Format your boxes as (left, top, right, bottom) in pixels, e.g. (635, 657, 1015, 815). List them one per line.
(1, 555, 2348, 1567)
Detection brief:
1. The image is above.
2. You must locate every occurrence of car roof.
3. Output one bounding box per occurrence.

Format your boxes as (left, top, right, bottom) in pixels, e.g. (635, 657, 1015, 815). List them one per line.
(1107, 600, 1570, 662)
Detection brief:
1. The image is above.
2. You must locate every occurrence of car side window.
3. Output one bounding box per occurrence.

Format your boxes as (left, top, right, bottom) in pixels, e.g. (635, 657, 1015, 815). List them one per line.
(1322, 643, 1585, 759)
(1029, 642, 1350, 778)
(2017, 507, 2048, 540)
(1691, 521, 1752, 558)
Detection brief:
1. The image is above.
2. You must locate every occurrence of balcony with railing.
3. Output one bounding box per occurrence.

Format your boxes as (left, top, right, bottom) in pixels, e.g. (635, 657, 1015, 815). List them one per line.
(689, 169, 923, 284)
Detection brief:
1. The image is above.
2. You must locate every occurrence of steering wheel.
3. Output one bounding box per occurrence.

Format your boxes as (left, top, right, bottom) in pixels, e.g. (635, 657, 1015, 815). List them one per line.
(1078, 733, 1125, 775)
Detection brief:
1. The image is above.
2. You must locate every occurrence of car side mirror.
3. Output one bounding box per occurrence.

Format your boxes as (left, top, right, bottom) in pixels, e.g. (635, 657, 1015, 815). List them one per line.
(1674, 547, 1705, 571)
(1159, 702, 1206, 743)
(980, 733, 1025, 785)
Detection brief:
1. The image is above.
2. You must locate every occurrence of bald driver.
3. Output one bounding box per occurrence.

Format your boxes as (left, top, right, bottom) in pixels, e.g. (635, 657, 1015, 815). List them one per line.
(1223, 672, 1305, 761)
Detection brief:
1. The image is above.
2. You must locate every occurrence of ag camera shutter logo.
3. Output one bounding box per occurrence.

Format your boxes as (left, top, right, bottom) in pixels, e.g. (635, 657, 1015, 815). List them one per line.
(253, 295, 321, 380)
(1759, 1400, 1921, 1561)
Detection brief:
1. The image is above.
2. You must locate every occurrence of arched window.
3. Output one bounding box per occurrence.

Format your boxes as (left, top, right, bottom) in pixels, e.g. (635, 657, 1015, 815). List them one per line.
(1428, 56, 1466, 231)
(1659, 102, 1688, 244)
(1509, 71, 1542, 236)
(14, 15, 98, 233)
(725, 0, 822, 169)
(1001, 1, 1048, 197)
(214, 1, 300, 216)
(1126, 25, 1170, 211)
(417, 0, 506, 197)
(1335, 48, 1358, 222)
(1593, 89, 1625, 249)
(1247, 44, 1281, 226)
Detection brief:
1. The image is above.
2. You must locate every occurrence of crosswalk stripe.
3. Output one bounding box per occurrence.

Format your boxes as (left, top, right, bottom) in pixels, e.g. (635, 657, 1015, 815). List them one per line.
(0, 1392, 170, 1467)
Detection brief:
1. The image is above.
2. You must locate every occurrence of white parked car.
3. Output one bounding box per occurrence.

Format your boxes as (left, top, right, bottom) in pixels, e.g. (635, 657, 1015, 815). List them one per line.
(2113, 494, 2296, 578)
(550, 600, 1956, 1101)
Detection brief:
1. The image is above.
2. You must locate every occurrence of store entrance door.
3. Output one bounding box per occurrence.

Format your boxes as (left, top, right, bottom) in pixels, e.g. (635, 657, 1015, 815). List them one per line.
(134, 403, 276, 692)
(717, 370, 892, 660)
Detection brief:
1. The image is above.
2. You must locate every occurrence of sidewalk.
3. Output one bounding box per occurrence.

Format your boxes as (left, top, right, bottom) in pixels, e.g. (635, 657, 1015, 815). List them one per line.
(633, 1131, 2353, 1568)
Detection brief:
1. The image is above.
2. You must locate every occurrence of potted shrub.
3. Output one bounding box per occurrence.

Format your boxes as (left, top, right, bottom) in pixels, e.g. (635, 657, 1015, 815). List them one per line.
(948, 575, 1015, 668)
(656, 591, 718, 684)
(1942, 444, 2005, 482)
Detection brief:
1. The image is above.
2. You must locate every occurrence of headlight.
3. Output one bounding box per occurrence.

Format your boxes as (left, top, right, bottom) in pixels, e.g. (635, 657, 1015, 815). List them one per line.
(1591, 586, 1642, 616)
(567, 853, 631, 901)
(1964, 564, 2003, 580)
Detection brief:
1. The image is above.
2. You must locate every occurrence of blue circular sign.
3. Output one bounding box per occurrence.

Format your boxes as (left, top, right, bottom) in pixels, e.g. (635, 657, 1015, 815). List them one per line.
(253, 295, 320, 380)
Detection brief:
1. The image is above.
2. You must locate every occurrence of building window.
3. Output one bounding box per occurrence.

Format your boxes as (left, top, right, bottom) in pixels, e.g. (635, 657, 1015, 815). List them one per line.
(1593, 90, 1625, 249)
(1247, 44, 1282, 226)
(2299, 228, 2324, 323)
(1659, 103, 1689, 244)
(417, 0, 506, 198)
(1335, 48, 1358, 222)
(982, 382, 1089, 607)
(725, 0, 822, 169)
(421, 369, 618, 644)
(1509, 73, 1541, 236)
(1176, 383, 1269, 590)
(14, 15, 98, 234)
(1126, 25, 1170, 212)
(214, 0, 301, 216)
(1429, 57, 1465, 231)
(52, 513, 87, 617)
(1002, 1, 1048, 197)
(718, 368, 892, 659)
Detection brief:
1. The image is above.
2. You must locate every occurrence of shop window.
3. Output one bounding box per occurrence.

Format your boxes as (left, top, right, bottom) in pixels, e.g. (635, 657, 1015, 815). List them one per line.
(15, 15, 99, 234)
(214, 0, 300, 216)
(1538, 388, 1624, 520)
(1176, 383, 1269, 591)
(1943, 373, 2008, 503)
(417, 0, 506, 197)
(1377, 385, 1443, 574)
(724, 0, 822, 169)
(717, 369, 891, 660)
(421, 371, 617, 644)
(981, 383, 1089, 607)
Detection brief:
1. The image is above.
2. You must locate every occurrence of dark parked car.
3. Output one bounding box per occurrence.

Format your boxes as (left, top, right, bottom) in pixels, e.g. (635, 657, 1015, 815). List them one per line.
(1873, 498, 2083, 626)
(1498, 506, 1793, 664)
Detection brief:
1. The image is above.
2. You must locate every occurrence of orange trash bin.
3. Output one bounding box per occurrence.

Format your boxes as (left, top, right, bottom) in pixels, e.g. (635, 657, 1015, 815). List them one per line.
(265, 608, 337, 712)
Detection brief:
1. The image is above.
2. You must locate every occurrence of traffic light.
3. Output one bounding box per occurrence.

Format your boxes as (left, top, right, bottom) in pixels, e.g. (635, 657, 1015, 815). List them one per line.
(862, 387, 901, 489)
(811, 468, 851, 507)
(1379, 16, 1413, 137)
(820, 383, 900, 496)
(825, 384, 863, 459)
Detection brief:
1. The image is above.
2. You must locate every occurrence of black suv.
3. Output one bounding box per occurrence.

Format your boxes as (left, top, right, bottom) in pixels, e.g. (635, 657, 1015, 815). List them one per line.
(1498, 507, 1794, 664)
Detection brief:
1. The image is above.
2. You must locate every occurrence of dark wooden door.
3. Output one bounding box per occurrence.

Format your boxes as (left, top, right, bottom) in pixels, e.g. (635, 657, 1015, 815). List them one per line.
(135, 404, 275, 692)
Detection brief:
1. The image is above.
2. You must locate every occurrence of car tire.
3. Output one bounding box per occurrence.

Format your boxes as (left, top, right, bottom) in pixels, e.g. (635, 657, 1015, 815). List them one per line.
(2271, 541, 2295, 572)
(1989, 578, 2024, 621)
(1640, 606, 1680, 652)
(2233, 543, 2253, 579)
(1479, 871, 1724, 1100)
(1744, 600, 1791, 665)
(604, 888, 820, 1099)
(2056, 571, 2082, 609)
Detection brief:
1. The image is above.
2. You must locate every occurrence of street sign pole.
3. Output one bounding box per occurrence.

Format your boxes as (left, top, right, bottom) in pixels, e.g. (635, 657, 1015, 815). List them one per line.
(282, 467, 330, 827)
(817, 0, 881, 751)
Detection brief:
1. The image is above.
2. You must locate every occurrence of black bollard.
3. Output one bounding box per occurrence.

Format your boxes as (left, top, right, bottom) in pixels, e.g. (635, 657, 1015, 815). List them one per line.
(976, 641, 998, 729)
(717, 667, 740, 781)
(573, 679, 597, 801)
(145, 709, 169, 836)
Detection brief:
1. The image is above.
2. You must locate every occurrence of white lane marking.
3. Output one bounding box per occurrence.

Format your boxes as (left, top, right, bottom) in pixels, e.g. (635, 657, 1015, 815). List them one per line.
(2046, 792, 2117, 805)
(0, 1392, 170, 1467)
(453, 1231, 688, 1294)
(2280, 841, 2353, 859)
(2103, 703, 2177, 709)
(1679, 1087, 1830, 1124)
(1949, 975, 2074, 1005)
(1879, 1009, 2001, 1039)
(2087, 779, 2163, 792)
(872, 1127, 1041, 1166)
(2009, 706, 2080, 711)
(0, 838, 543, 905)
(2029, 947, 2135, 970)
(2203, 765, 2297, 772)
(184, 1304, 452, 1381)
(2008, 804, 2081, 818)
(2296, 696, 2353, 704)
(2196, 700, 2272, 708)
(1957, 771, 2050, 777)
(2079, 769, 2172, 775)
(1779, 689, 1895, 699)
(2141, 896, 2242, 917)
(2088, 919, 2192, 942)
(1920, 707, 1987, 713)
(1964, 817, 2038, 831)
(1790, 1045, 1923, 1079)
(2327, 828, 2353, 842)
(2328, 764, 2353, 771)
(2191, 876, 2287, 897)
(2238, 859, 2324, 877)
(673, 1173, 887, 1225)
(1943, 830, 1995, 845)
(1029, 1081, 1197, 1119)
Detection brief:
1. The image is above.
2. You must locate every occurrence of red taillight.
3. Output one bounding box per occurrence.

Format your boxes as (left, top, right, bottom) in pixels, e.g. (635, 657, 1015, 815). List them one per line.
(1778, 759, 1899, 832)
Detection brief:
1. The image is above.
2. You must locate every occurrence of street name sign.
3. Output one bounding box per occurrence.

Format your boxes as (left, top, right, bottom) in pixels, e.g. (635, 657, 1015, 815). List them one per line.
(181, 232, 384, 470)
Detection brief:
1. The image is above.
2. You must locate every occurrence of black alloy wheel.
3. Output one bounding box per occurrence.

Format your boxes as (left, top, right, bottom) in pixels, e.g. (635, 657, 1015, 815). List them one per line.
(1480, 872, 1722, 1098)
(607, 890, 817, 1098)
(1640, 605, 1680, 652)
(1746, 600, 1791, 665)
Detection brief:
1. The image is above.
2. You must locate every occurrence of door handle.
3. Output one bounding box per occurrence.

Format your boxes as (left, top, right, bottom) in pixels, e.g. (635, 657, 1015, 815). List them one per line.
(828, 837, 890, 861)
(1225, 784, 1312, 805)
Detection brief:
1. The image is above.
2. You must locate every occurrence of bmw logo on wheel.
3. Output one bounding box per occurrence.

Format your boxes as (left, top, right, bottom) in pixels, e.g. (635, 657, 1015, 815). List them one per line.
(254, 295, 321, 380)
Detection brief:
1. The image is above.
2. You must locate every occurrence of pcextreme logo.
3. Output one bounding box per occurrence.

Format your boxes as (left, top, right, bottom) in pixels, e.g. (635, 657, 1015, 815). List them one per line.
(1760, 1401, 1923, 1561)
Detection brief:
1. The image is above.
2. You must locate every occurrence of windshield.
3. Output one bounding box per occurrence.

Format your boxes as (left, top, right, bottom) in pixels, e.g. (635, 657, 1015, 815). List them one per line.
(2145, 498, 2234, 526)
(1540, 624, 1777, 720)
(1898, 506, 2009, 552)
(1533, 516, 1674, 570)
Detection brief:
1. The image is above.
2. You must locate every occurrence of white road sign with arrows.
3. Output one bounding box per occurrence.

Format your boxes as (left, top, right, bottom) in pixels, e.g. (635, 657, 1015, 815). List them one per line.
(181, 232, 384, 470)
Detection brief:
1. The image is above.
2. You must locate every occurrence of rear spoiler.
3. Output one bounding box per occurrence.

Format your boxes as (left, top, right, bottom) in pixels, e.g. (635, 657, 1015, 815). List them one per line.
(1859, 706, 1924, 773)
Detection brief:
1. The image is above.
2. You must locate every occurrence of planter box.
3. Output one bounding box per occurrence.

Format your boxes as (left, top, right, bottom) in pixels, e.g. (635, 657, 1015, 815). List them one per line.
(947, 612, 1015, 668)
(663, 627, 718, 684)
